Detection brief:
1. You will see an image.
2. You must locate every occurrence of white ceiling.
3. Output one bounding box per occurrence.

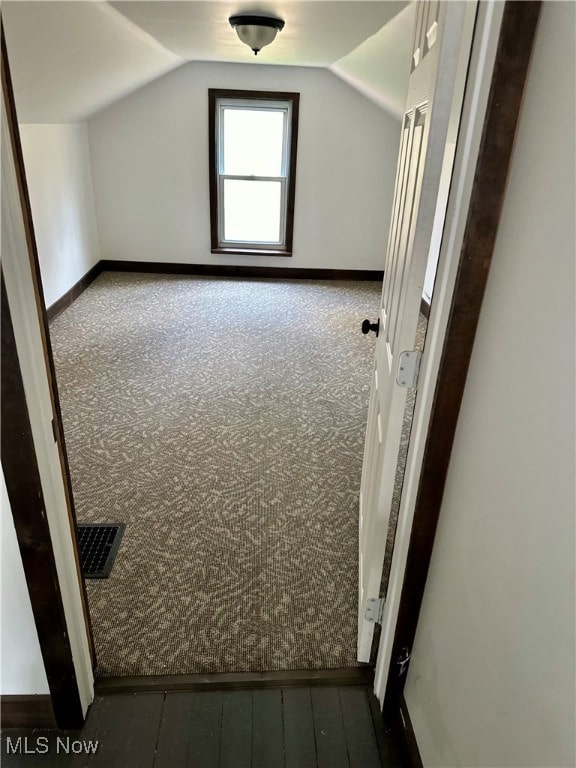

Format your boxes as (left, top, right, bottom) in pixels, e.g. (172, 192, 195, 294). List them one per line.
(109, 1, 407, 66)
(3, 0, 412, 124)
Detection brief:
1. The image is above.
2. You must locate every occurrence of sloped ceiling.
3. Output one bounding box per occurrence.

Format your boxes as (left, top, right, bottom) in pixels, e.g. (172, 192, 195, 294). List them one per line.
(2, 0, 412, 124)
(2, 1, 183, 123)
(330, 2, 415, 118)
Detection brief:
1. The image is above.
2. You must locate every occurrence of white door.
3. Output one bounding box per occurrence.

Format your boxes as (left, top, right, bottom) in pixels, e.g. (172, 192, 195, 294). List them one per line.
(358, 0, 476, 662)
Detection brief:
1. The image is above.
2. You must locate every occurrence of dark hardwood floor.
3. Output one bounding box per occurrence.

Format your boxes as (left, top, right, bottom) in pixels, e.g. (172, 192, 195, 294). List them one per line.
(1, 686, 401, 767)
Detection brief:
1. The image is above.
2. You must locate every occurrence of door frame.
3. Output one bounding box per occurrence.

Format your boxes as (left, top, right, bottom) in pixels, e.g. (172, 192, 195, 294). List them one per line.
(372, 0, 542, 720)
(1, 1, 541, 727)
(359, 0, 478, 664)
(1, 22, 95, 727)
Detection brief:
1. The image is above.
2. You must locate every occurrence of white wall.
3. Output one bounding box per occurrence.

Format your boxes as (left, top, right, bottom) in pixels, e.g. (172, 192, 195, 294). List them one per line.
(88, 61, 400, 270)
(404, 4, 576, 767)
(20, 123, 101, 308)
(1, 469, 49, 695)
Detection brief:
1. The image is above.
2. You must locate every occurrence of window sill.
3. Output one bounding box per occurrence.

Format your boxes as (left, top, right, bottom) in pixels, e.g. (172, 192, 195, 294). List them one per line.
(212, 248, 292, 257)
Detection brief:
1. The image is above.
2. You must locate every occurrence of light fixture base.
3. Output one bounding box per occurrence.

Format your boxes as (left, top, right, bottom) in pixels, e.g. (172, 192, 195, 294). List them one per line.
(229, 14, 285, 55)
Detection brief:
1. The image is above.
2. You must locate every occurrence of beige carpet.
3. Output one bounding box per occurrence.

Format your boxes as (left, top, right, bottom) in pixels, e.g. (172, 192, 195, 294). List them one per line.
(50, 273, 381, 676)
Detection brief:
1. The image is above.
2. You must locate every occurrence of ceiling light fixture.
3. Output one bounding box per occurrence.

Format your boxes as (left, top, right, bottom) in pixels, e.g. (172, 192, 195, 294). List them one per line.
(229, 14, 285, 56)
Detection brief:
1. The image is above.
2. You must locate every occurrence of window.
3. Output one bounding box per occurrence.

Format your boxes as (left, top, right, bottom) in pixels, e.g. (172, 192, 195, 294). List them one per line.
(209, 89, 299, 256)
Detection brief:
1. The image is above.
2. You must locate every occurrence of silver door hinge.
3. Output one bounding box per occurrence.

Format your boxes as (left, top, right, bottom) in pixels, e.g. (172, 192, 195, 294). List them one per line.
(397, 350, 422, 389)
(365, 597, 385, 624)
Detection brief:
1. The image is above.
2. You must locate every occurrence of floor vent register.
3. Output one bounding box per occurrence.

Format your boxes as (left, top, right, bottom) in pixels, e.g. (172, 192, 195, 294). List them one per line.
(77, 524, 125, 578)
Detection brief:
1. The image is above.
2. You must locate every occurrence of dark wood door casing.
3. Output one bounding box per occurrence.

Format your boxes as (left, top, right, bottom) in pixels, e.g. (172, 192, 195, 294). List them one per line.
(1, 20, 94, 727)
(383, 0, 542, 717)
(1, 275, 85, 729)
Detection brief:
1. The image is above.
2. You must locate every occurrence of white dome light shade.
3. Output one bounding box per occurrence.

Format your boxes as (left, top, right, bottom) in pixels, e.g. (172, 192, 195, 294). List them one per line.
(229, 15, 285, 56)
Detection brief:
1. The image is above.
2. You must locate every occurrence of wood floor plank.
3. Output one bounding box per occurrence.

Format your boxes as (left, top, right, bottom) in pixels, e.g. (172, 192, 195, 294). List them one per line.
(0, 698, 106, 768)
(339, 687, 382, 768)
(367, 692, 402, 768)
(153, 692, 195, 768)
(251, 688, 284, 768)
(311, 687, 349, 768)
(0, 687, 403, 768)
(1, 732, 30, 767)
(283, 688, 317, 768)
(185, 691, 223, 768)
(0, 730, 84, 767)
(72, 695, 108, 768)
(219, 690, 252, 768)
(53, 731, 96, 767)
(87, 693, 163, 768)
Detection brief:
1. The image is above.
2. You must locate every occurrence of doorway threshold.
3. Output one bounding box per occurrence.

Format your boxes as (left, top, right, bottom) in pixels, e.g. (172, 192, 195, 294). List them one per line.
(95, 666, 374, 694)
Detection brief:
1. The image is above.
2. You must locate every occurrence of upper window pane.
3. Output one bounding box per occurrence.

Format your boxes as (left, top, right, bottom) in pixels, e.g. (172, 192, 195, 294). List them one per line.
(222, 108, 285, 177)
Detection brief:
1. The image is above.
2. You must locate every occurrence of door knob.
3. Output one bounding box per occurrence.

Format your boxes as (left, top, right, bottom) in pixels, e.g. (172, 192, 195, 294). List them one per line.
(361, 319, 380, 337)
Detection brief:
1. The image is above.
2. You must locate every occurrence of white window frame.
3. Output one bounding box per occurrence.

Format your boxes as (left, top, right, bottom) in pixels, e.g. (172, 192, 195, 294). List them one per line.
(217, 98, 290, 250)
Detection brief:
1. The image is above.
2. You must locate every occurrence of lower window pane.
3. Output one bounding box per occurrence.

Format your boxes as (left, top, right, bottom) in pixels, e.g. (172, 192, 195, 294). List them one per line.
(223, 179, 282, 244)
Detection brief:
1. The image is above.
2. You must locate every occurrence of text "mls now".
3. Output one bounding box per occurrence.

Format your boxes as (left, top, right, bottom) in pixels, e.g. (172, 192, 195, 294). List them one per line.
(5, 736, 99, 755)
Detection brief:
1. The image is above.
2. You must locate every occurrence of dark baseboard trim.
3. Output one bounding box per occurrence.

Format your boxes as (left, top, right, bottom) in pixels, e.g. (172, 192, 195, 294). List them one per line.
(391, 695, 423, 768)
(45, 260, 383, 325)
(420, 297, 431, 319)
(100, 260, 384, 282)
(1, 695, 56, 729)
(46, 262, 103, 322)
(95, 666, 374, 695)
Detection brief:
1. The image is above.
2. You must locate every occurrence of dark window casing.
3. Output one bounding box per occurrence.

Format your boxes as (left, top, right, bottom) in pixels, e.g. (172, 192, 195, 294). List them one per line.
(208, 89, 299, 257)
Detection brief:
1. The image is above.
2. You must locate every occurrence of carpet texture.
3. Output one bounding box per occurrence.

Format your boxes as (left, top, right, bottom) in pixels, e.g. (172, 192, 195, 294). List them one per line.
(50, 273, 382, 676)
